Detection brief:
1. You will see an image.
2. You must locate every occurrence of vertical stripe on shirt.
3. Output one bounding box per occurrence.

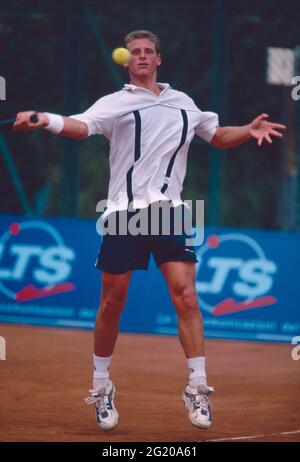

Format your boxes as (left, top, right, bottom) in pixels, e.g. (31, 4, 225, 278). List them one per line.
(161, 110, 188, 194)
(126, 110, 141, 206)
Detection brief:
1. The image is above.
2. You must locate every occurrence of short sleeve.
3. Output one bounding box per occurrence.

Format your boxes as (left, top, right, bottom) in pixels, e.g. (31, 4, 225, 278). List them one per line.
(194, 111, 219, 143)
(70, 94, 117, 138)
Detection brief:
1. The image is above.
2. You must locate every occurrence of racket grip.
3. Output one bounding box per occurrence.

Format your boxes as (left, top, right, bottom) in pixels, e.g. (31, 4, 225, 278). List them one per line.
(30, 113, 39, 123)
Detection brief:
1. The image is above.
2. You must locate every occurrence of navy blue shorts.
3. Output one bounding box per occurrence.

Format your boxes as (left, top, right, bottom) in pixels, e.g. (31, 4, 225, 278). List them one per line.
(95, 203, 198, 274)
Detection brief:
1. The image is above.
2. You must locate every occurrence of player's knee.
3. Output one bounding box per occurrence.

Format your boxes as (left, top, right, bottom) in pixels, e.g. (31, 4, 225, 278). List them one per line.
(99, 299, 123, 321)
(172, 285, 199, 314)
(99, 288, 127, 318)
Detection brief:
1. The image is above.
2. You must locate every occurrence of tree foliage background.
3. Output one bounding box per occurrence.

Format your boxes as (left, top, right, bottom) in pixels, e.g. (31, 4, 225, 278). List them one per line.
(0, 0, 299, 229)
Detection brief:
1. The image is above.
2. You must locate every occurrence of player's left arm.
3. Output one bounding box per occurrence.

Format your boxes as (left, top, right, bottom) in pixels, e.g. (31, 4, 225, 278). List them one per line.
(210, 113, 286, 149)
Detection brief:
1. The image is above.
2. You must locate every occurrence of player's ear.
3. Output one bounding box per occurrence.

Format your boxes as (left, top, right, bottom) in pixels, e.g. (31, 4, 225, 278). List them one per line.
(157, 53, 162, 66)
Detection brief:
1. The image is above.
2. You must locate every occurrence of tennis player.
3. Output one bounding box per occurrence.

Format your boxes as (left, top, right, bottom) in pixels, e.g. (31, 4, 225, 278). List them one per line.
(14, 30, 285, 431)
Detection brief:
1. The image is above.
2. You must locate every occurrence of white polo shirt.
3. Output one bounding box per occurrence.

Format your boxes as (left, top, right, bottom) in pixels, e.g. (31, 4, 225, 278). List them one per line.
(71, 83, 219, 218)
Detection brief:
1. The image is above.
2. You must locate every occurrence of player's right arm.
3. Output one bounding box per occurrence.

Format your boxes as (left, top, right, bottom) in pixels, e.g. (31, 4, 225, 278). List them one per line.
(14, 92, 121, 139)
(13, 111, 88, 139)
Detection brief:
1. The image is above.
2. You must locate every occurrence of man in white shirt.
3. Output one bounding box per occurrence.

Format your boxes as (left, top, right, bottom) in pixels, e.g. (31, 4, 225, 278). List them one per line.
(14, 30, 286, 432)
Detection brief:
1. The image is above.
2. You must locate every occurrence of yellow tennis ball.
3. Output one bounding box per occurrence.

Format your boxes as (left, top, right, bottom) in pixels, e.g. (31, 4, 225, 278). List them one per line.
(112, 47, 131, 65)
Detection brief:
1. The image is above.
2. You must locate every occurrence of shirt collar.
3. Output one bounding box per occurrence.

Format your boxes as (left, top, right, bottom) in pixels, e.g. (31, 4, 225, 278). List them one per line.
(123, 83, 170, 92)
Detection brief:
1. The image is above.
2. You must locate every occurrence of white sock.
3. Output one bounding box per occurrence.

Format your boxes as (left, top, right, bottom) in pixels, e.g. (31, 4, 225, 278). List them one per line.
(93, 354, 111, 390)
(187, 356, 207, 388)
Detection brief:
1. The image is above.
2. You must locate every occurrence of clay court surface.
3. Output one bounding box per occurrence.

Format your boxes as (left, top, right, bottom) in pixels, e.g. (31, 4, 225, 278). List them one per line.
(0, 323, 299, 442)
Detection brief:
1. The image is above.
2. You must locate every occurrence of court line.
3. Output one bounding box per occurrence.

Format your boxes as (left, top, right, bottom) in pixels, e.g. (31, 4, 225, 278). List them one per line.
(203, 430, 300, 442)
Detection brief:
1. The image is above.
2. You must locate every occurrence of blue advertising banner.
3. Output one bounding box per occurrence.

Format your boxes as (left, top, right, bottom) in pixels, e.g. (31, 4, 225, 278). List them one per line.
(0, 214, 299, 343)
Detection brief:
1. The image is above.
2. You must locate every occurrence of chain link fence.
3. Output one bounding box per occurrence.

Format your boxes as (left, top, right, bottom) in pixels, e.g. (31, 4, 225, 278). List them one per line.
(0, 0, 299, 230)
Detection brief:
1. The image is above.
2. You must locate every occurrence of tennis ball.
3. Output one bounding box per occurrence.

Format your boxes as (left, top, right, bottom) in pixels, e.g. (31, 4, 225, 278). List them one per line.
(112, 47, 131, 65)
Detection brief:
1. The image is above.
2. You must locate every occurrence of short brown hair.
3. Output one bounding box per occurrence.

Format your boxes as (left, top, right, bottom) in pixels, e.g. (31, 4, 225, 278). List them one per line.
(124, 30, 160, 54)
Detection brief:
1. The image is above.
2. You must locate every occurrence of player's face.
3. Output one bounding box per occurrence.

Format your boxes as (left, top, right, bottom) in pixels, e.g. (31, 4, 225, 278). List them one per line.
(125, 38, 161, 77)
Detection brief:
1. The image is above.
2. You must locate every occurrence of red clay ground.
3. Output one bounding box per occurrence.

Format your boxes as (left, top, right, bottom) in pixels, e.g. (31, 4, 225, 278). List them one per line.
(0, 324, 299, 442)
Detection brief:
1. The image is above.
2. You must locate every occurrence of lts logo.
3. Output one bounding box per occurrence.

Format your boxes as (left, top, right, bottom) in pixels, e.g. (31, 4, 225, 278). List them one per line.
(0, 221, 75, 302)
(196, 233, 278, 316)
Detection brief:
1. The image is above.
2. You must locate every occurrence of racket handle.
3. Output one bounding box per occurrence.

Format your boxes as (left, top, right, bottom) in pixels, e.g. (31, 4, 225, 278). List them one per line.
(0, 113, 39, 128)
(0, 118, 15, 127)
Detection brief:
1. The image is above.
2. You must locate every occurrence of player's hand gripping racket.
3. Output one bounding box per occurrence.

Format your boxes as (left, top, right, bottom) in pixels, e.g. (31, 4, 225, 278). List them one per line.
(0, 113, 39, 129)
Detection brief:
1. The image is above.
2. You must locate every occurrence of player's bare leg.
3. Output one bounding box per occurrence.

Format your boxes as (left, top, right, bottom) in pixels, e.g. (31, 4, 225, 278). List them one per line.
(85, 270, 131, 431)
(160, 261, 214, 429)
(159, 261, 204, 358)
(94, 271, 132, 357)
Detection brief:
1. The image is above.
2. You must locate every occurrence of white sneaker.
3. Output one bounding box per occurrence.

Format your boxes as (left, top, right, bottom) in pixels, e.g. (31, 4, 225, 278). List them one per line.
(182, 383, 214, 429)
(84, 381, 119, 430)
